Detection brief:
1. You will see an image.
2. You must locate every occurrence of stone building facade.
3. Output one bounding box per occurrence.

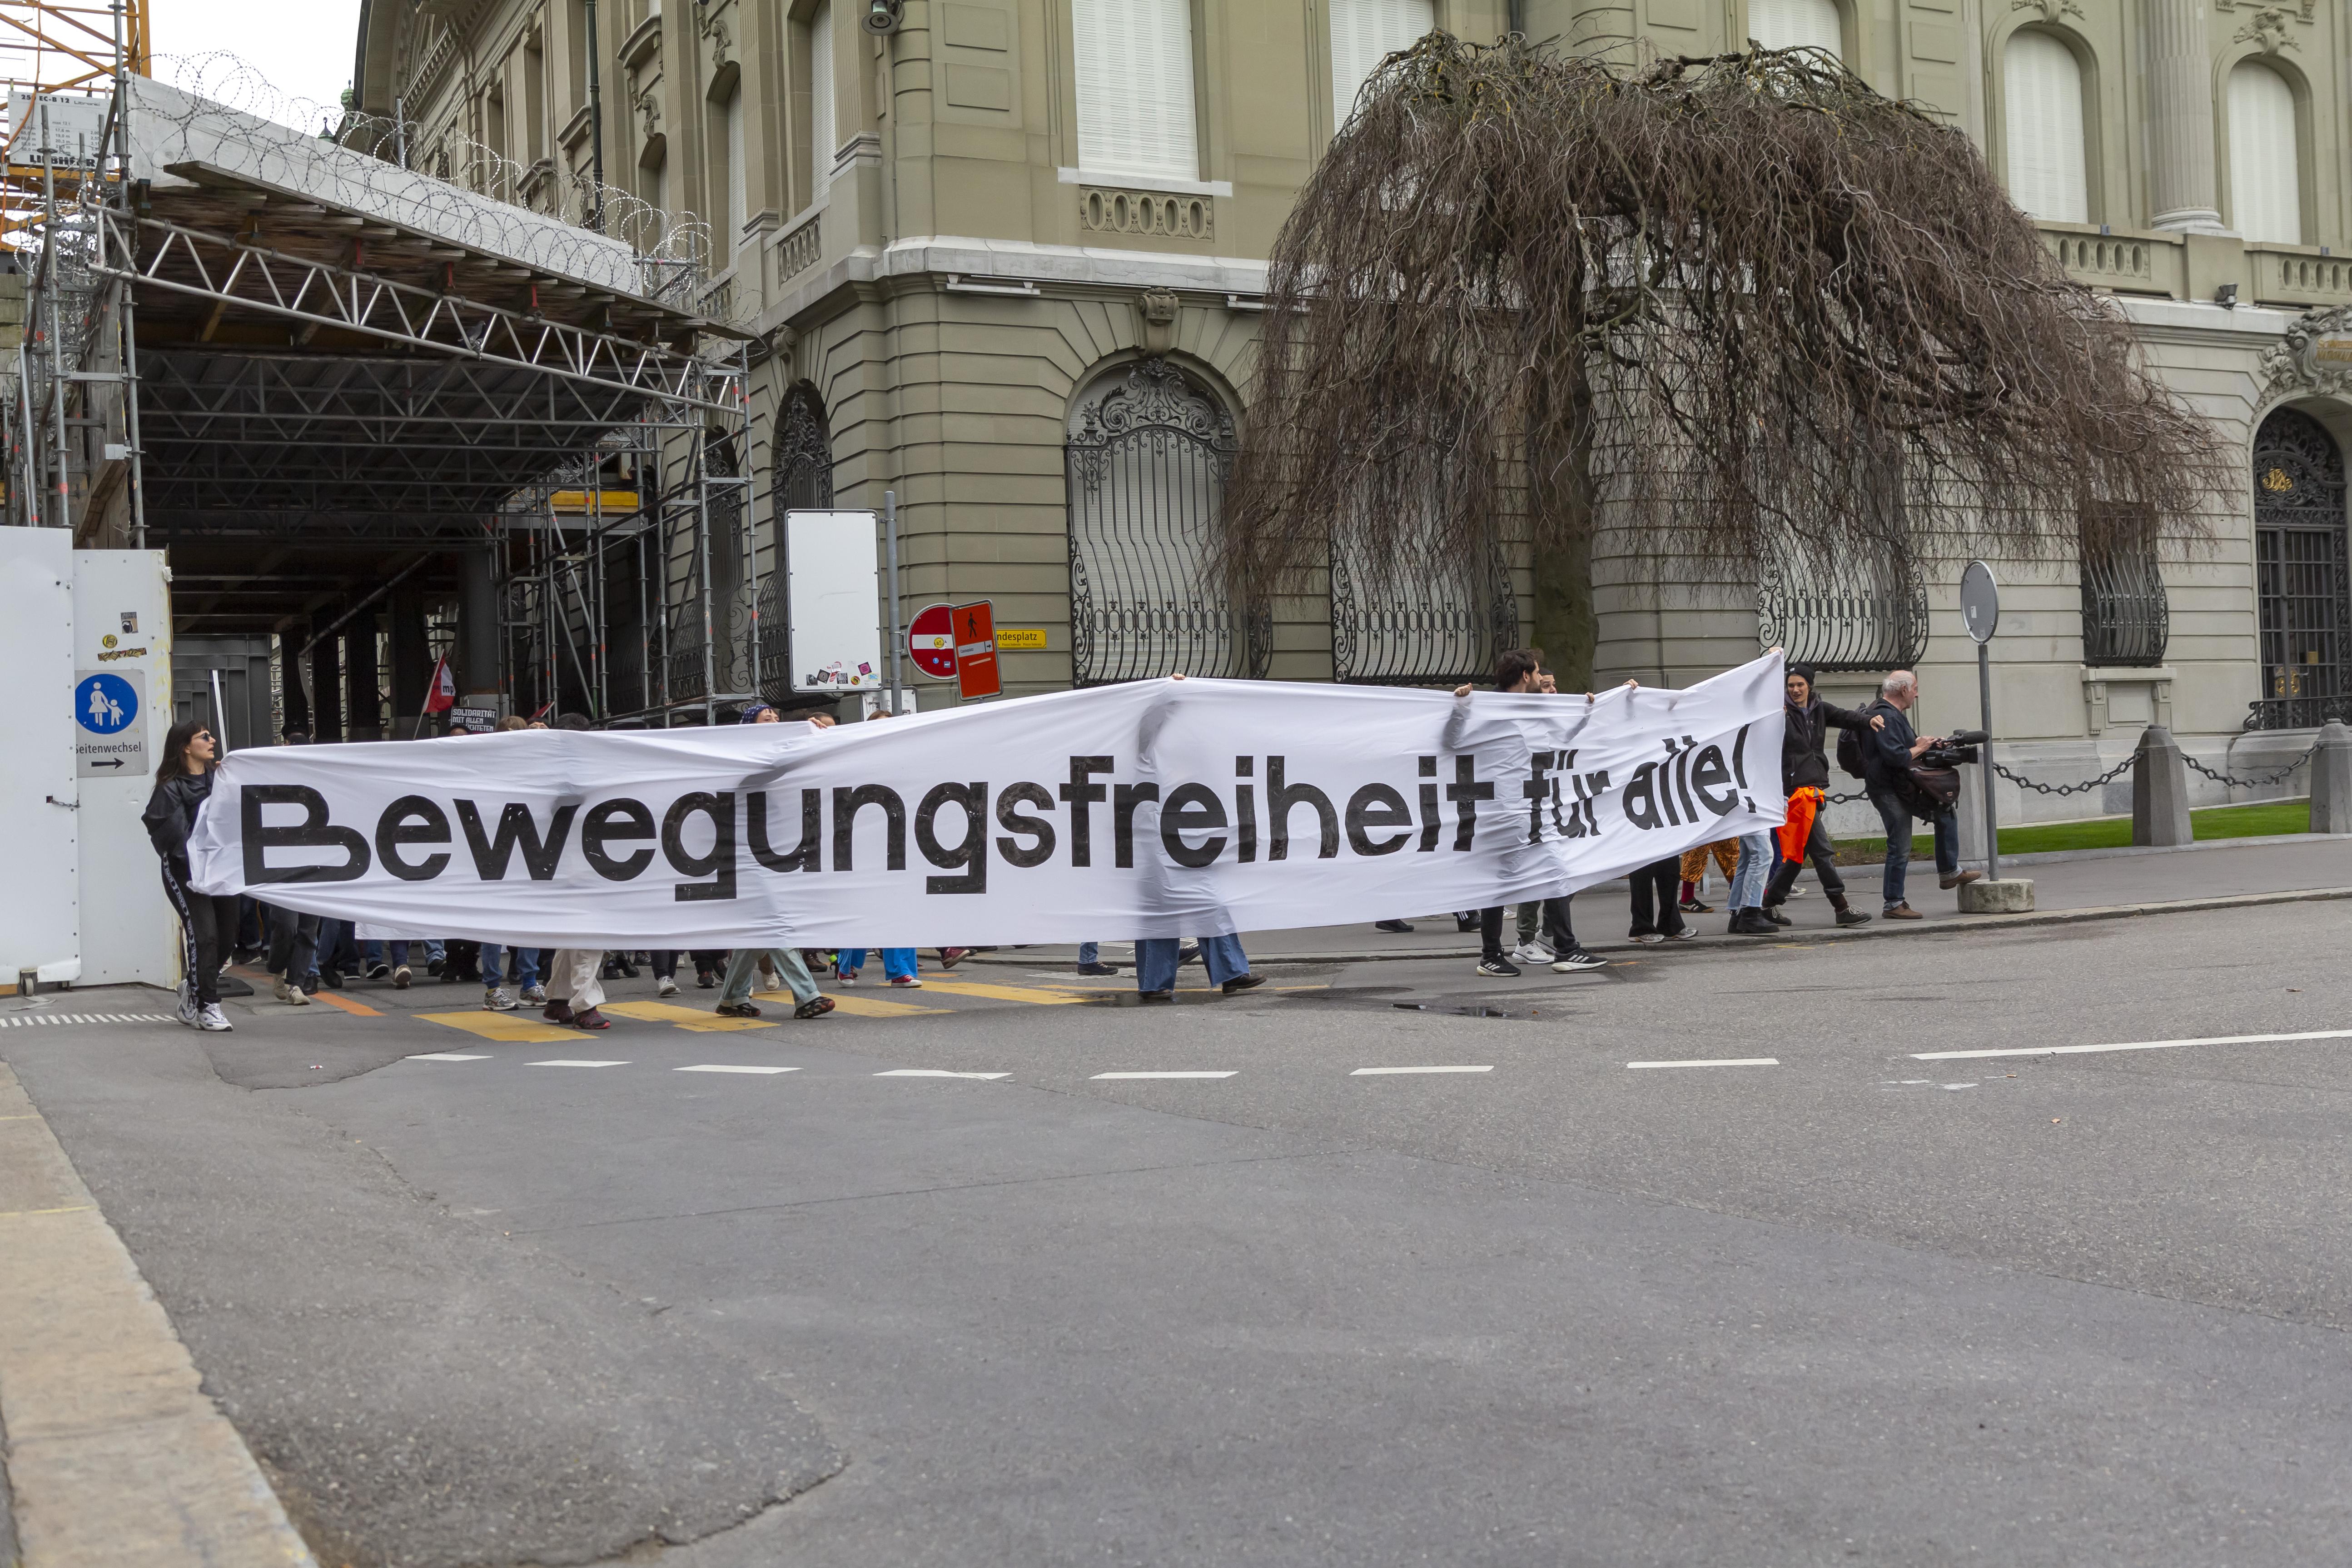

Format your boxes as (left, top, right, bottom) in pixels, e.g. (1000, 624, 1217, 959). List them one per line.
(349, 0, 2352, 825)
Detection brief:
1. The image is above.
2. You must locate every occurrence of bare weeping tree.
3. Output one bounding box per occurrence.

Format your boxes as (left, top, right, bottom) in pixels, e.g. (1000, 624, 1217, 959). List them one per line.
(1224, 37, 2228, 680)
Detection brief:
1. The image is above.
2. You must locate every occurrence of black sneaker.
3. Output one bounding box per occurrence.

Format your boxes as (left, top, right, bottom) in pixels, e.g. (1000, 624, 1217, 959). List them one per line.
(366, 962, 391, 981)
(1835, 908, 1873, 927)
(1076, 961, 1119, 976)
(1475, 957, 1521, 978)
(427, 956, 445, 977)
(1454, 914, 1482, 932)
(1550, 949, 1608, 972)
(1761, 906, 1792, 927)
(1221, 974, 1266, 995)
(1177, 944, 1202, 966)
(1680, 897, 1712, 913)
(1373, 919, 1415, 933)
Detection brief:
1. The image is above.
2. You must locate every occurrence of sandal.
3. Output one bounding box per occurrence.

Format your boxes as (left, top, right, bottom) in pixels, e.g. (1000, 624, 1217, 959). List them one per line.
(794, 996, 836, 1020)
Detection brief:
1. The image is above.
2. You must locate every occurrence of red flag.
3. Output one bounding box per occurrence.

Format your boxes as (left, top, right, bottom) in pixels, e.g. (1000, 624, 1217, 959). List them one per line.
(423, 654, 456, 714)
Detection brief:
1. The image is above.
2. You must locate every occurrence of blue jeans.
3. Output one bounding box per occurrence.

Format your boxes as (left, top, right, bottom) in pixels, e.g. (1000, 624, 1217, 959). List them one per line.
(1870, 790, 1959, 908)
(1135, 933, 1247, 992)
(312, 919, 354, 980)
(1078, 942, 1100, 966)
(1729, 832, 1773, 910)
(721, 946, 818, 1006)
(480, 944, 541, 991)
(840, 948, 917, 981)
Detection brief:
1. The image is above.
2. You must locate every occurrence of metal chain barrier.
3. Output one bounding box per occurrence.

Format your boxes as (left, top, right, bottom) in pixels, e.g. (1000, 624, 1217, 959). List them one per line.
(2181, 742, 2319, 791)
(1990, 755, 2135, 799)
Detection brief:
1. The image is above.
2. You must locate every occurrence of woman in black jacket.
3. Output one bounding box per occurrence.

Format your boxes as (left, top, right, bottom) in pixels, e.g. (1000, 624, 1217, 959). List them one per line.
(1762, 667, 1873, 929)
(144, 719, 238, 1031)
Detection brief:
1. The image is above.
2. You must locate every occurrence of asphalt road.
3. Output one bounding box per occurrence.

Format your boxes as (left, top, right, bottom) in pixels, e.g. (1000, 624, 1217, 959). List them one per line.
(9, 901, 2352, 1566)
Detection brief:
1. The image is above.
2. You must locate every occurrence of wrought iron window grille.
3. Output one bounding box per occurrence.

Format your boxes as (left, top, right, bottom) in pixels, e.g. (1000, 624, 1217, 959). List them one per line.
(2079, 503, 2169, 668)
(1065, 359, 1266, 685)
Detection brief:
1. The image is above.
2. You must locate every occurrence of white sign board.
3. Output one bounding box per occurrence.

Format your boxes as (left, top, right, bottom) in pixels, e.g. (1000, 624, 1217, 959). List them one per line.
(73, 551, 177, 987)
(786, 509, 886, 692)
(0, 528, 80, 985)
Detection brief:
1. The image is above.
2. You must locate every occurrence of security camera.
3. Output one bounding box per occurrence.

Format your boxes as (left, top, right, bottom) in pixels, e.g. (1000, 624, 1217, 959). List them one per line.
(861, 0, 903, 35)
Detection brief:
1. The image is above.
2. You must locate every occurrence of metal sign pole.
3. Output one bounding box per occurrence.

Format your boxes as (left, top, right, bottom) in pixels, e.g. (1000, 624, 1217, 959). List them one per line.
(1960, 559, 2001, 884)
(884, 488, 904, 713)
(1977, 639, 1999, 885)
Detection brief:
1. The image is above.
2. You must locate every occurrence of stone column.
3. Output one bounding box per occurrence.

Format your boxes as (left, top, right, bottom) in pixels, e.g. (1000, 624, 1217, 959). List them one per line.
(2309, 721, 2352, 833)
(2146, 0, 2226, 232)
(2131, 725, 2193, 846)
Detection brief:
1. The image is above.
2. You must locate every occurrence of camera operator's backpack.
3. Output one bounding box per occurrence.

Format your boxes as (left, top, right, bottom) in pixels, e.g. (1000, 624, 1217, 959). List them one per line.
(1835, 724, 1869, 781)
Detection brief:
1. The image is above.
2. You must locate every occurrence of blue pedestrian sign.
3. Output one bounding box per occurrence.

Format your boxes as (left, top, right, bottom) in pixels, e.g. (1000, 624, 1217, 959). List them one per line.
(77, 672, 137, 734)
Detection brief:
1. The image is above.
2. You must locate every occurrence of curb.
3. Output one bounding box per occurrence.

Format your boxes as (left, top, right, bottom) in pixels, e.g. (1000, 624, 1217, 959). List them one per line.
(0, 1063, 318, 1568)
(966, 885, 2352, 969)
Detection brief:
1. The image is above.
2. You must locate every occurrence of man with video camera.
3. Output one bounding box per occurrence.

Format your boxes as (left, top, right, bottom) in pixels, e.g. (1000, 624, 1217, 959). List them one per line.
(1859, 670, 1983, 920)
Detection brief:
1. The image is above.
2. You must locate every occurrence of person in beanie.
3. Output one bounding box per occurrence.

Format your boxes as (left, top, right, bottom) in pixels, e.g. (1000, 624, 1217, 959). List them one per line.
(1762, 665, 1875, 929)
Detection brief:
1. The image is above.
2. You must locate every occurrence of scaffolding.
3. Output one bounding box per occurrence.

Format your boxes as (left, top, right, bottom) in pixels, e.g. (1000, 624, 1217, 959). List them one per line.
(2, 13, 766, 731)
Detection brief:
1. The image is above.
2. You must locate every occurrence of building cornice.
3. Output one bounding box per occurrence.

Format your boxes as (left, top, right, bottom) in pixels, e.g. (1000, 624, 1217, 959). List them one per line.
(755, 235, 1270, 337)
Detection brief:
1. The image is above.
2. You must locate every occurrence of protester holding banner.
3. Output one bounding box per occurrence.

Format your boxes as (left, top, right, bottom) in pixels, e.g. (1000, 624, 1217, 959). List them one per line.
(145, 719, 237, 1032)
(1764, 666, 1874, 929)
(184, 652, 1790, 963)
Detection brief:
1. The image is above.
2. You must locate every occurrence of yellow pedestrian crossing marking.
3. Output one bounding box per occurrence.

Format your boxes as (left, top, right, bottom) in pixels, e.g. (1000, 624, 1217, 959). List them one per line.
(759, 989, 943, 1018)
(602, 1000, 776, 1032)
(912, 979, 1089, 1005)
(418, 1011, 579, 1044)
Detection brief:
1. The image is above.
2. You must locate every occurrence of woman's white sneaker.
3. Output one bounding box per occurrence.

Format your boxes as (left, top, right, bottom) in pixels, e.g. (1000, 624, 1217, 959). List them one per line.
(196, 1002, 234, 1031)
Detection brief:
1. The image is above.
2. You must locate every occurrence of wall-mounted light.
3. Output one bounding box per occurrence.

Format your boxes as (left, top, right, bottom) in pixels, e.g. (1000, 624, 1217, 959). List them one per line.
(2214, 282, 2239, 309)
(862, 0, 904, 34)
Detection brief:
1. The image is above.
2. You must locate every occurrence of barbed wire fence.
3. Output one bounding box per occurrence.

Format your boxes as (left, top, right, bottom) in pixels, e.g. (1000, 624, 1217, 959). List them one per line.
(139, 53, 717, 309)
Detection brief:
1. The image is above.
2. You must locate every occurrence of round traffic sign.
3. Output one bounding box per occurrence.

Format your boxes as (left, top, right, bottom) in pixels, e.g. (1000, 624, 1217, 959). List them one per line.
(76, 672, 138, 734)
(909, 602, 956, 678)
(1959, 560, 1999, 644)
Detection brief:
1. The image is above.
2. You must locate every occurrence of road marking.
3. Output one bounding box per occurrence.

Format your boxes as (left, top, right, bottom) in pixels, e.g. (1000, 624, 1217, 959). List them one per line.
(875, 1068, 1011, 1079)
(303, 988, 382, 1017)
(0, 1013, 175, 1027)
(1913, 1027, 2352, 1061)
(418, 1010, 579, 1044)
(1091, 1070, 1236, 1080)
(603, 1000, 776, 1032)
(1626, 1057, 1780, 1069)
(676, 1064, 800, 1075)
(1351, 1065, 1495, 1075)
(528, 1059, 630, 1068)
(788, 991, 947, 1018)
(0, 1204, 94, 1218)
(406, 1052, 491, 1062)
(912, 978, 1090, 1005)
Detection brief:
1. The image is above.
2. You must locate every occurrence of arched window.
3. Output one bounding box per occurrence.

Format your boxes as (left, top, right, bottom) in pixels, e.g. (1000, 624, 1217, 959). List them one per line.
(1064, 359, 1260, 684)
(2229, 61, 2300, 245)
(1747, 0, 1840, 55)
(1755, 437, 1928, 671)
(760, 381, 834, 701)
(2251, 408, 2348, 728)
(2003, 30, 2088, 224)
(1330, 0, 1434, 125)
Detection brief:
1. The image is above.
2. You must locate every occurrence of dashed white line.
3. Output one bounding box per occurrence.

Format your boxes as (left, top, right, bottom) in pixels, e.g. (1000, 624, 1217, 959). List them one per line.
(875, 1069, 1011, 1080)
(527, 1059, 630, 1068)
(1351, 1065, 1494, 1076)
(1091, 1070, 1236, 1080)
(676, 1065, 800, 1075)
(407, 1052, 491, 1062)
(1913, 1027, 2352, 1062)
(1626, 1057, 1780, 1070)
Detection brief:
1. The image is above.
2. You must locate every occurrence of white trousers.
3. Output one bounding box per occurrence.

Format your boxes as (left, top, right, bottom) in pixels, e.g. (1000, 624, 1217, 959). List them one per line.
(544, 948, 606, 1012)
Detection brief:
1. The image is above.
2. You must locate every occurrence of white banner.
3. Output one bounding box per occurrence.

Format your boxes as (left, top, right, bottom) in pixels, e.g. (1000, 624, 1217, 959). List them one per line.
(186, 657, 1787, 948)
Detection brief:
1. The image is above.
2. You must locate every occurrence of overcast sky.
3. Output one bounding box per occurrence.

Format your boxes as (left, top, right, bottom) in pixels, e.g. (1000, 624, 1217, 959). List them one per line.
(152, 0, 366, 120)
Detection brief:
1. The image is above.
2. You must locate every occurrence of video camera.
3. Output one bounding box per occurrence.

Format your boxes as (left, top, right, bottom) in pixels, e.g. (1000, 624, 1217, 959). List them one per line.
(1918, 728, 1988, 769)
